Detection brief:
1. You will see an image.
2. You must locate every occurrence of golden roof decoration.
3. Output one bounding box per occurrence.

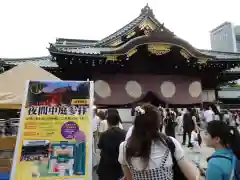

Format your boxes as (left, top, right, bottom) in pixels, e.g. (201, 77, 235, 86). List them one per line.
(180, 49, 191, 59)
(106, 55, 118, 61)
(148, 44, 171, 56)
(127, 48, 137, 58)
(139, 18, 156, 31)
(126, 31, 136, 39)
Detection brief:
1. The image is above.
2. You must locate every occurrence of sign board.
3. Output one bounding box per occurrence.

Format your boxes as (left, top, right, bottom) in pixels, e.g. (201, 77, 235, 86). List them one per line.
(10, 80, 93, 180)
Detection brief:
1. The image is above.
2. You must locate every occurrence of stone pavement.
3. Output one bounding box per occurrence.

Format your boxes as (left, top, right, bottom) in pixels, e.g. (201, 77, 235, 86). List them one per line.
(176, 134, 214, 169)
(182, 142, 213, 169)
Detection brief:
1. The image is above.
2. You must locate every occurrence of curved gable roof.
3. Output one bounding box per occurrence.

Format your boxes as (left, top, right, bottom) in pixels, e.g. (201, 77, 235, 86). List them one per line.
(96, 4, 174, 46)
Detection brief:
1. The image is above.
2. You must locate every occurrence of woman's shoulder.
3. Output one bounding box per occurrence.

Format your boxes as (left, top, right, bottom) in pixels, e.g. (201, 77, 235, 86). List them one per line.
(169, 137, 181, 147)
(209, 151, 234, 168)
(119, 141, 127, 157)
(208, 155, 232, 174)
(168, 137, 184, 161)
(209, 152, 234, 164)
(120, 141, 127, 148)
(118, 141, 127, 165)
(208, 156, 231, 165)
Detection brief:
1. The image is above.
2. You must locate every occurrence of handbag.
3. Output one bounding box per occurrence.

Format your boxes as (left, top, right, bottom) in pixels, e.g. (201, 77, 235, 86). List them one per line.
(165, 137, 188, 180)
(197, 132, 202, 146)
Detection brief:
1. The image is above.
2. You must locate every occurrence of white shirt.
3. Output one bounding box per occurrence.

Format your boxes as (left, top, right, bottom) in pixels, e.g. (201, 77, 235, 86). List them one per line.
(203, 110, 214, 122)
(118, 137, 184, 171)
(125, 125, 134, 140)
(98, 120, 123, 133)
(176, 115, 183, 124)
(229, 119, 236, 126)
(171, 111, 176, 117)
(237, 126, 240, 133)
(214, 114, 220, 121)
(236, 116, 240, 125)
(92, 116, 100, 132)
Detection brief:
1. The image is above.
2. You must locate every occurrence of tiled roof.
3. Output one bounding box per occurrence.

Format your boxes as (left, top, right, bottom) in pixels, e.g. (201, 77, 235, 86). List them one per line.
(47, 4, 240, 62)
(56, 38, 98, 44)
(199, 49, 240, 60)
(53, 46, 240, 60)
(96, 4, 164, 46)
(56, 47, 112, 55)
(0, 53, 240, 73)
(55, 38, 97, 47)
(96, 15, 145, 46)
(1, 56, 58, 67)
(51, 5, 173, 50)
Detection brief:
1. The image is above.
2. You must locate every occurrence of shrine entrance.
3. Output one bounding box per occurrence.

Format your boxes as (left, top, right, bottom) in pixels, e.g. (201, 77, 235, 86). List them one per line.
(135, 91, 166, 107)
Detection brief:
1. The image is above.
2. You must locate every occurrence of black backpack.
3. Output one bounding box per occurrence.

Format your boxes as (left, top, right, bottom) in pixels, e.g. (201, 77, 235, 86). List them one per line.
(165, 137, 188, 180)
(207, 155, 240, 180)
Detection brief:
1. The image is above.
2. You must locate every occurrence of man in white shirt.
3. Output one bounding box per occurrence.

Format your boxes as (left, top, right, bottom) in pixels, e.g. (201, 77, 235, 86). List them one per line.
(176, 114, 183, 135)
(92, 106, 100, 132)
(203, 106, 215, 123)
(92, 106, 99, 156)
(92, 115, 99, 132)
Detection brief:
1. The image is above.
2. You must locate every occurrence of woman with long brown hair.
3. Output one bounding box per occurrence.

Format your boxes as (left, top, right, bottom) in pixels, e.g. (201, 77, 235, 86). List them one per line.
(118, 103, 199, 180)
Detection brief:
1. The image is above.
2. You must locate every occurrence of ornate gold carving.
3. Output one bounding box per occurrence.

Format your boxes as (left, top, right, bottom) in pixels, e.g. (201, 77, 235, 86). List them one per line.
(144, 26, 152, 35)
(106, 55, 118, 61)
(148, 44, 171, 55)
(110, 38, 122, 46)
(126, 31, 136, 38)
(139, 18, 156, 31)
(127, 48, 137, 57)
(180, 49, 190, 59)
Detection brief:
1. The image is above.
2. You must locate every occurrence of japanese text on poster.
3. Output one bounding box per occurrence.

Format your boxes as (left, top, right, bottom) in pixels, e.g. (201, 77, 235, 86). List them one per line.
(10, 80, 93, 180)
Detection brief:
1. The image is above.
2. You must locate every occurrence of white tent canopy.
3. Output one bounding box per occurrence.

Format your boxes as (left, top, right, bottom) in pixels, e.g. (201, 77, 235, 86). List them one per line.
(0, 62, 60, 108)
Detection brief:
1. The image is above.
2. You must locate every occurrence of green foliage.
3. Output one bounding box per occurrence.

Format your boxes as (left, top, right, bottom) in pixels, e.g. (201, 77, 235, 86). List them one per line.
(229, 84, 240, 88)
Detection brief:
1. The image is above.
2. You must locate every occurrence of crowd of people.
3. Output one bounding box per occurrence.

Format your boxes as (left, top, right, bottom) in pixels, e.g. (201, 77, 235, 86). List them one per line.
(92, 104, 240, 180)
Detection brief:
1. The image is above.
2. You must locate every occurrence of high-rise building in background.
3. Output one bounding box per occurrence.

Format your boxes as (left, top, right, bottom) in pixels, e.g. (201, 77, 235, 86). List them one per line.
(210, 22, 240, 52)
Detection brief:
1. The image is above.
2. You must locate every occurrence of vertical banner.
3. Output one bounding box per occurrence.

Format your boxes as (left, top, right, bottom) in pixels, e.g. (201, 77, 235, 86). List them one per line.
(10, 80, 93, 180)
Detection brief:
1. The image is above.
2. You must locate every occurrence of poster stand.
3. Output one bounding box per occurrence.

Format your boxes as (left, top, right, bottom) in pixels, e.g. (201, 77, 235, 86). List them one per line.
(10, 80, 94, 180)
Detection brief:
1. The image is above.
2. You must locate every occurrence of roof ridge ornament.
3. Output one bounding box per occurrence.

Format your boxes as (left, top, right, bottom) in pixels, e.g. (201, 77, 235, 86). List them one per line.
(141, 3, 154, 17)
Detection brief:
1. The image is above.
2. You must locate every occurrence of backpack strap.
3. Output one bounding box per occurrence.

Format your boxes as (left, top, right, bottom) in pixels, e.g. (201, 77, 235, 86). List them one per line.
(165, 136, 188, 180)
(207, 155, 232, 162)
(165, 137, 177, 164)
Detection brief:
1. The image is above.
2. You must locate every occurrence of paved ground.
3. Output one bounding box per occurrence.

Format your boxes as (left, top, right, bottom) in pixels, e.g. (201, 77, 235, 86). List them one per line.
(176, 134, 214, 169)
(92, 133, 213, 179)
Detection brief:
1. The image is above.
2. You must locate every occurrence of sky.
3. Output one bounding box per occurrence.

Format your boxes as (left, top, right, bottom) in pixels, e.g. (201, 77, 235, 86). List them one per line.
(0, 0, 239, 58)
